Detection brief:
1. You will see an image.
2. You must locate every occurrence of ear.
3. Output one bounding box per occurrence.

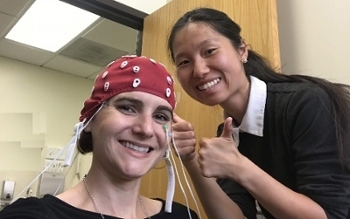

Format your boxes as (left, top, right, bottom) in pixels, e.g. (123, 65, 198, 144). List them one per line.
(238, 41, 248, 62)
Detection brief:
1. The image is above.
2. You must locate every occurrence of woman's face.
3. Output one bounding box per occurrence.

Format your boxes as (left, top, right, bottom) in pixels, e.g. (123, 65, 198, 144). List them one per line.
(172, 22, 249, 106)
(85, 91, 172, 180)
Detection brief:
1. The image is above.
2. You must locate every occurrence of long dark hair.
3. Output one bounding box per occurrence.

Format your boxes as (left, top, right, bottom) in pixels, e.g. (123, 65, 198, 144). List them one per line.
(167, 7, 350, 165)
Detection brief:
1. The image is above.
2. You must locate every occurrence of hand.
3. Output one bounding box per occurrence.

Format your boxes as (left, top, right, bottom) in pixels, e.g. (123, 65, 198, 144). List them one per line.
(198, 117, 243, 179)
(172, 113, 197, 163)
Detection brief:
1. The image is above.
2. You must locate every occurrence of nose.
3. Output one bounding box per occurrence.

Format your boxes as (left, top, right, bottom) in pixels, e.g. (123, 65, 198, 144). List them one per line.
(192, 58, 209, 78)
(132, 115, 154, 138)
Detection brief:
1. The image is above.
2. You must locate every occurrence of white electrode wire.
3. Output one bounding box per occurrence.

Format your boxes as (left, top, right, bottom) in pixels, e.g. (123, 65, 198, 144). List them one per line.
(53, 152, 79, 195)
(168, 149, 193, 219)
(64, 122, 84, 167)
(10, 140, 70, 203)
(11, 104, 105, 204)
(171, 133, 202, 219)
(165, 123, 198, 218)
(64, 103, 104, 167)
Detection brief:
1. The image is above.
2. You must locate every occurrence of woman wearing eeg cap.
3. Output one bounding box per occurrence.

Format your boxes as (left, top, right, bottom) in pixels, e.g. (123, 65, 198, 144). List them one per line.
(0, 56, 199, 219)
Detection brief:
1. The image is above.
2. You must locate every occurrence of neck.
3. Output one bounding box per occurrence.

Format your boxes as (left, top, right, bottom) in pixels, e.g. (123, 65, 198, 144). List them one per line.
(82, 174, 147, 218)
(221, 80, 250, 124)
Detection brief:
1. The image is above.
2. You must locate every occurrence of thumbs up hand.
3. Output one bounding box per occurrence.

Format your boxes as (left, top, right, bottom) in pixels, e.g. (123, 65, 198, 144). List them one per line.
(198, 117, 243, 179)
(172, 113, 197, 163)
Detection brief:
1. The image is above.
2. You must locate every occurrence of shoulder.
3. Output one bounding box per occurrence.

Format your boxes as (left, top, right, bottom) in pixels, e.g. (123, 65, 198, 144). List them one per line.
(264, 82, 335, 137)
(0, 196, 47, 218)
(267, 81, 326, 96)
(152, 198, 199, 219)
(266, 82, 331, 110)
(0, 195, 99, 219)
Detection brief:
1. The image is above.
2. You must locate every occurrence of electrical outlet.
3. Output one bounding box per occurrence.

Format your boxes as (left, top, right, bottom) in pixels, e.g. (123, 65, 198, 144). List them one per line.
(44, 159, 65, 173)
(45, 146, 66, 160)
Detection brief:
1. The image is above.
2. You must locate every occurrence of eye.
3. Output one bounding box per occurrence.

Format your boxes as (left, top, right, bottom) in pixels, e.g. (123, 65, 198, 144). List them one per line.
(205, 48, 216, 55)
(153, 113, 171, 123)
(116, 105, 136, 114)
(176, 59, 190, 67)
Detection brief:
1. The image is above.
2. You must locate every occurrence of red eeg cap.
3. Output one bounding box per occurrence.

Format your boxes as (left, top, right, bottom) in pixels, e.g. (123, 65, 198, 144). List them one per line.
(80, 55, 176, 122)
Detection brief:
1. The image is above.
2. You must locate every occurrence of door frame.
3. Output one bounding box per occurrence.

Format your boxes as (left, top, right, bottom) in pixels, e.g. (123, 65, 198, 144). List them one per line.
(60, 0, 146, 55)
(60, 0, 146, 30)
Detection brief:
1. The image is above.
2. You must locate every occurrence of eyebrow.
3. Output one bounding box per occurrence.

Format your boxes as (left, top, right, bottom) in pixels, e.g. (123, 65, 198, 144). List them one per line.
(111, 97, 173, 115)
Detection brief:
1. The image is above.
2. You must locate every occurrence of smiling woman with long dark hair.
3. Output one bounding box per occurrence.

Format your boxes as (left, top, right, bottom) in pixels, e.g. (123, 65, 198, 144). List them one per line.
(169, 7, 350, 219)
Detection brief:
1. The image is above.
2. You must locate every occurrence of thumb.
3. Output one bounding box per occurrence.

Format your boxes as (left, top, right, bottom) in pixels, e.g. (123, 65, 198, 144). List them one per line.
(220, 117, 233, 139)
(172, 113, 184, 123)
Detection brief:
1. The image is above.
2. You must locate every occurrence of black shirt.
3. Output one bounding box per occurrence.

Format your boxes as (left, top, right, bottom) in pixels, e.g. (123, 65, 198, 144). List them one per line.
(217, 82, 350, 219)
(0, 195, 199, 219)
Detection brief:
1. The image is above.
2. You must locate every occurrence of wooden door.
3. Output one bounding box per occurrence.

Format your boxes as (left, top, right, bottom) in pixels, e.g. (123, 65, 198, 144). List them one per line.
(140, 0, 280, 218)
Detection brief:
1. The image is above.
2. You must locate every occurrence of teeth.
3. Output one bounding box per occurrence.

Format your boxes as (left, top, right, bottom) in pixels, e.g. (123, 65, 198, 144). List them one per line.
(198, 78, 221, 91)
(122, 142, 149, 153)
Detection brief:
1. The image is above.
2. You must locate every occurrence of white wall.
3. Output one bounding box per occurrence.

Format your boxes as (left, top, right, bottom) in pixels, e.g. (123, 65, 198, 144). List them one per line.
(277, 0, 350, 84)
(0, 56, 93, 201)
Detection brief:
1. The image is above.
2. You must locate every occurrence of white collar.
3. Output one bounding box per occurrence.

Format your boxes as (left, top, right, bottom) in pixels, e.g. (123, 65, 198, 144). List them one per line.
(226, 76, 267, 139)
(239, 76, 267, 136)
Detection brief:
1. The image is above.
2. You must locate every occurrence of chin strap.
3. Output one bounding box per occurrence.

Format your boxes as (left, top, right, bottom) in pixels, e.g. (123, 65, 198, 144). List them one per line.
(163, 149, 175, 213)
(64, 121, 85, 167)
(64, 103, 105, 167)
(163, 124, 175, 213)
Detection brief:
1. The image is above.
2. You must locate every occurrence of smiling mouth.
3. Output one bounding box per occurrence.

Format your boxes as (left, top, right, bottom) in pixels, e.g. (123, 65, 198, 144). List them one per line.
(120, 141, 153, 154)
(197, 78, 221, 91)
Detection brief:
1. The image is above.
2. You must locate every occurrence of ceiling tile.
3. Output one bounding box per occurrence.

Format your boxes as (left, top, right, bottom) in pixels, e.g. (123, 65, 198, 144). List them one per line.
(59, 37, 127, 67)
(82, 18, 138, 53)
(0, 2, 138, 79)
(87, 70, 101, 80)
(0, 0, 34, 16)
(44, 55, 103, 78)
(0, 39, 54, 65)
